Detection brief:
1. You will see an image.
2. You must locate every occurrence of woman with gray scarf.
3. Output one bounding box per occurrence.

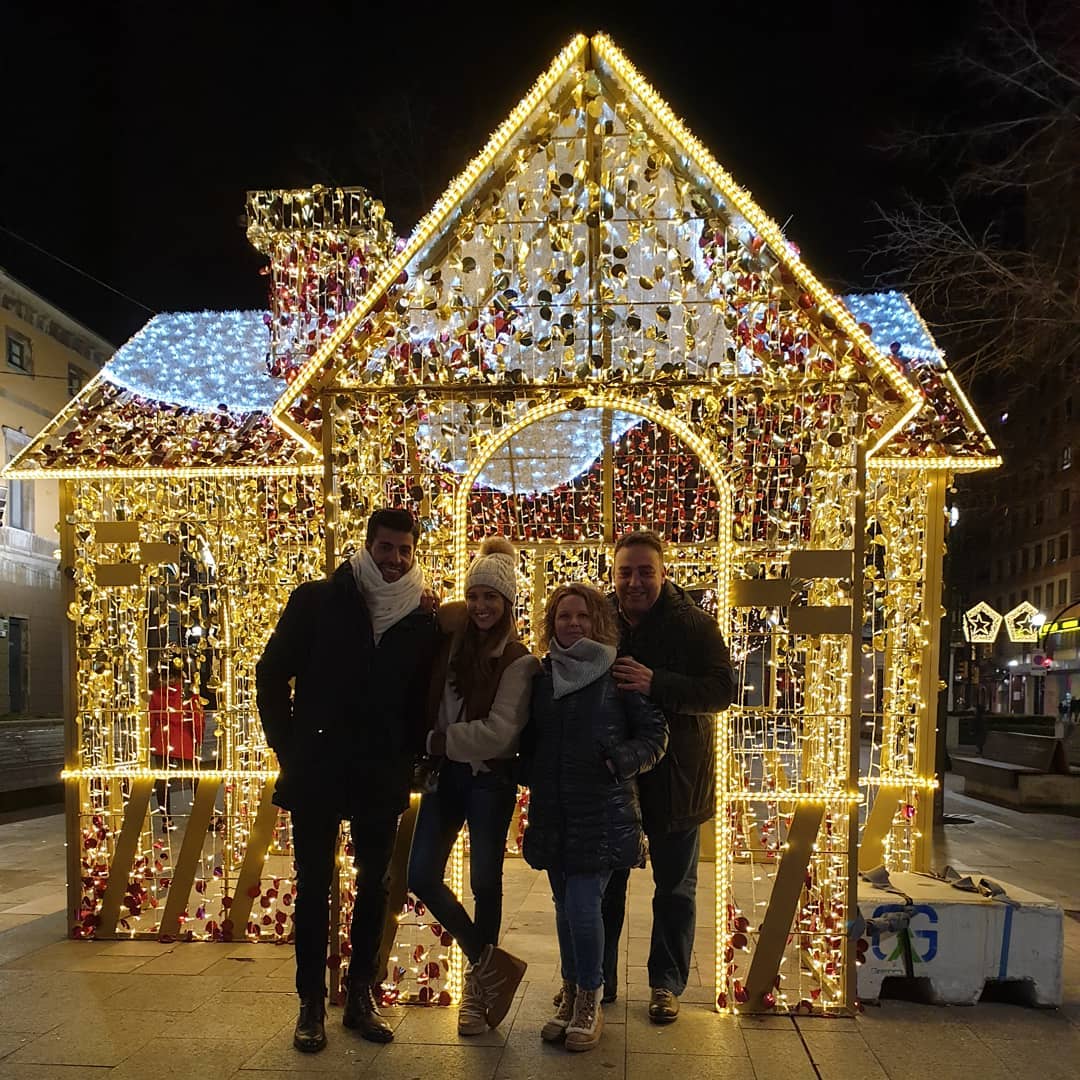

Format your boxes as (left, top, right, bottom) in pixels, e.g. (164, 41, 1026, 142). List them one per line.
(522, 583, 667, 1053)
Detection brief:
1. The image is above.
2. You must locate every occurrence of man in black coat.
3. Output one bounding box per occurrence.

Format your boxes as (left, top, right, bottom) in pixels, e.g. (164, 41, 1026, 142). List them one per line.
(605, 530, 735, 1023)
(257, 508, 437, 1052)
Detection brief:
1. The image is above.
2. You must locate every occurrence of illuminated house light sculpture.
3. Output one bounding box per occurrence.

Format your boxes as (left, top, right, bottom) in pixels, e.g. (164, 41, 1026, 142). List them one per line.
(3, 33, 999, 1016)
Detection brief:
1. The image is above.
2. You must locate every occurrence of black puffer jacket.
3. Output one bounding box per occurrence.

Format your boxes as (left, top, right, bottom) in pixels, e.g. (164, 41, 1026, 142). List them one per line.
(614, 581, 735, 834)
(256, 562, 437, 819)
(522, 665, 667, 875)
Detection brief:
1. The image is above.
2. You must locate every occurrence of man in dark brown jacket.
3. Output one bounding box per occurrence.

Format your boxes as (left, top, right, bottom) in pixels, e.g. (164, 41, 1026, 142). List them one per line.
(605, 531, 735, 1023)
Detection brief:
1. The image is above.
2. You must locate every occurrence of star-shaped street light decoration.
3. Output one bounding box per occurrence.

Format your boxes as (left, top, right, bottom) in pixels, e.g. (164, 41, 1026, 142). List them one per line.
(963, 601, 1002, 643)
(1004, 601, 1041, 643)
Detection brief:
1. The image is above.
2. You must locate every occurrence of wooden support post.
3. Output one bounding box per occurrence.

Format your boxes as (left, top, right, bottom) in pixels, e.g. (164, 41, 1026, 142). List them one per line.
(158, 779, 223, 939)
(321, 391, 338, 574)
(858, 785, 907, 873)
(744, 802, 825, 1011)
(96, 778, 154, 938)
(59, 480, 82, 937)
(372, 798, 420, 1000)
(915, 474, 948, 872)
(847, 441, 868, 1010)
(329, 824, 343, 1003)
(226, 777, 279, 940)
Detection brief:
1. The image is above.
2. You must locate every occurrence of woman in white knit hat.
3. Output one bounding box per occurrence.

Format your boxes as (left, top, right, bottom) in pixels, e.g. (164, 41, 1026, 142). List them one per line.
(407, 536, 540, 1034)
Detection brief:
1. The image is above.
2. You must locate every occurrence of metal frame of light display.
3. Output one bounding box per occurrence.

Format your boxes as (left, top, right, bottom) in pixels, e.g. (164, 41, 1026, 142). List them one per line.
(3, 32, 999, 1017)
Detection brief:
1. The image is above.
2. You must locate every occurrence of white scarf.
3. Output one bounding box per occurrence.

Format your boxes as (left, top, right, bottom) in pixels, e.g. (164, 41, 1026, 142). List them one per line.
(548, 636, 617, 699)
(350, 548, 426, 644)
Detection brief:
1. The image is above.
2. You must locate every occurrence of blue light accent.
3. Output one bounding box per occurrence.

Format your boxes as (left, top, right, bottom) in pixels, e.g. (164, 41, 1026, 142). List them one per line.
(475, 408, 640, 493)
(102, 311, 277, 412)
(841, 291, 944, 366)
(998, 903, 1014, 979)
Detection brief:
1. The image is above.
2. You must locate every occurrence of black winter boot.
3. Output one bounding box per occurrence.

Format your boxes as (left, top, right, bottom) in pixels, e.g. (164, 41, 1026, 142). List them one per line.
(293, 997, 327, 1052)
(342, 981, 394, 1043)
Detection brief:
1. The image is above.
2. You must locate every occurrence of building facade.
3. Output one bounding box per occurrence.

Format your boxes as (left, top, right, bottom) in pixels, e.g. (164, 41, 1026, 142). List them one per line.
(0, 268, 111, 714)
(950, 360, 1080, 716)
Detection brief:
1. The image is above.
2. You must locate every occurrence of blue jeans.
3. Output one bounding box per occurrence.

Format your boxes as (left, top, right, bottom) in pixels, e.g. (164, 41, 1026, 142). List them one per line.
(407, 761, 517, 964)
(603, 826, 700, 995)
(548, 869, 613, 991)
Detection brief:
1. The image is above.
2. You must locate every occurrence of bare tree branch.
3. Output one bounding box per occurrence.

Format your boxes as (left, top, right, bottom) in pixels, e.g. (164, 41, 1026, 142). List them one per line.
(870, 0, 1080, 381)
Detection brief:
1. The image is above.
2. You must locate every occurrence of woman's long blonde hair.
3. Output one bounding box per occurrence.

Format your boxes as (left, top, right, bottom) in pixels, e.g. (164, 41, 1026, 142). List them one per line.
(540, 583, 619, 652)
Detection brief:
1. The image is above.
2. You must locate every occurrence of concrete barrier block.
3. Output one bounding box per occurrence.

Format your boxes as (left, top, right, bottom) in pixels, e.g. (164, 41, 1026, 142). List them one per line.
(856, 872, 1062, 1007)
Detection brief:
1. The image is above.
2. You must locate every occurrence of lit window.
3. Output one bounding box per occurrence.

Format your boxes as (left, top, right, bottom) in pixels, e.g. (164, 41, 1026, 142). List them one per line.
(2, 427, 33, 530)
(67, 364, 87, 398)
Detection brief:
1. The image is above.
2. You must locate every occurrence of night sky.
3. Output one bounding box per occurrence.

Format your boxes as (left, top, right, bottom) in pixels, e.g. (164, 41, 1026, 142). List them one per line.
(2, 1, 984, 348)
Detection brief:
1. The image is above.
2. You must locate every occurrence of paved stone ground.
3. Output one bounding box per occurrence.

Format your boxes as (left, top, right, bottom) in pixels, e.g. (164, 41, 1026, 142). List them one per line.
(0, 785, 1076, 1079)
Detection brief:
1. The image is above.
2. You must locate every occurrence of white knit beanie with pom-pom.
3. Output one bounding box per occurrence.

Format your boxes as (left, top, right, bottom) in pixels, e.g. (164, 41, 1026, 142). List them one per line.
(465, 537, 518, 603)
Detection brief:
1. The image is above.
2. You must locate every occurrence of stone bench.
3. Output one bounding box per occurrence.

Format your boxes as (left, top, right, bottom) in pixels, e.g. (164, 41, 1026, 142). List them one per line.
(951, 731, 1080, 808)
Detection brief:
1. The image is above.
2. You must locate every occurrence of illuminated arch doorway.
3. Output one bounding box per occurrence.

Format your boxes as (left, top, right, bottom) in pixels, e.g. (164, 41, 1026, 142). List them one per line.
(450, 395, 736, 1009)
(452, 394, 735, 631)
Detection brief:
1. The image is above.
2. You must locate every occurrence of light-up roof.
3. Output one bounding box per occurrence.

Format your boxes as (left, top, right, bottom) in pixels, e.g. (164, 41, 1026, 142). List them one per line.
(102, 310, 276, 412)
(843, 291, 943, 366)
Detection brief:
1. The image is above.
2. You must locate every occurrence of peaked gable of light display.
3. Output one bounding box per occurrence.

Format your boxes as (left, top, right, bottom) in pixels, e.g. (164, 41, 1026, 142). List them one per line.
(842, 292, 999, 470)
(269, 32, 923, 457)
(1, 310, 318, 478)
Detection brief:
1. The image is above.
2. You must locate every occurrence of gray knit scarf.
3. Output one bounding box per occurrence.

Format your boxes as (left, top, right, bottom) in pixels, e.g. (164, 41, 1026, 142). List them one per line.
(548, 636, 617, 699)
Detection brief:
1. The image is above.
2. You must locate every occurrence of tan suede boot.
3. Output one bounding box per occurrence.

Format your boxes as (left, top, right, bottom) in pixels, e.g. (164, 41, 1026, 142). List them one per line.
(564, 986, 603, 1052)
(472, 944, 527, 1028)
(541, 979, 576, 1042)
(457, 964, 487, 1036)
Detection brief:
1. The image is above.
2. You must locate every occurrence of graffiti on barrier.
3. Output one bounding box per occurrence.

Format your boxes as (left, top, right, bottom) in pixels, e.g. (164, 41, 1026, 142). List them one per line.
(870, 904, 939, 963)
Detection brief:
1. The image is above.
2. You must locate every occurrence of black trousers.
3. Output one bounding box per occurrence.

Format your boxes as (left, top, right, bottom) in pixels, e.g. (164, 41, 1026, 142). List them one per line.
(290, 806, 399, 1001)
(602, 825, 701, 996)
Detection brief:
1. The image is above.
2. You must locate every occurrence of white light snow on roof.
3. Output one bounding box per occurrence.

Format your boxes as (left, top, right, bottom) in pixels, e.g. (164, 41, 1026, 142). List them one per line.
(101, 311, 276, 412)
(842, 291, 944, 366)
